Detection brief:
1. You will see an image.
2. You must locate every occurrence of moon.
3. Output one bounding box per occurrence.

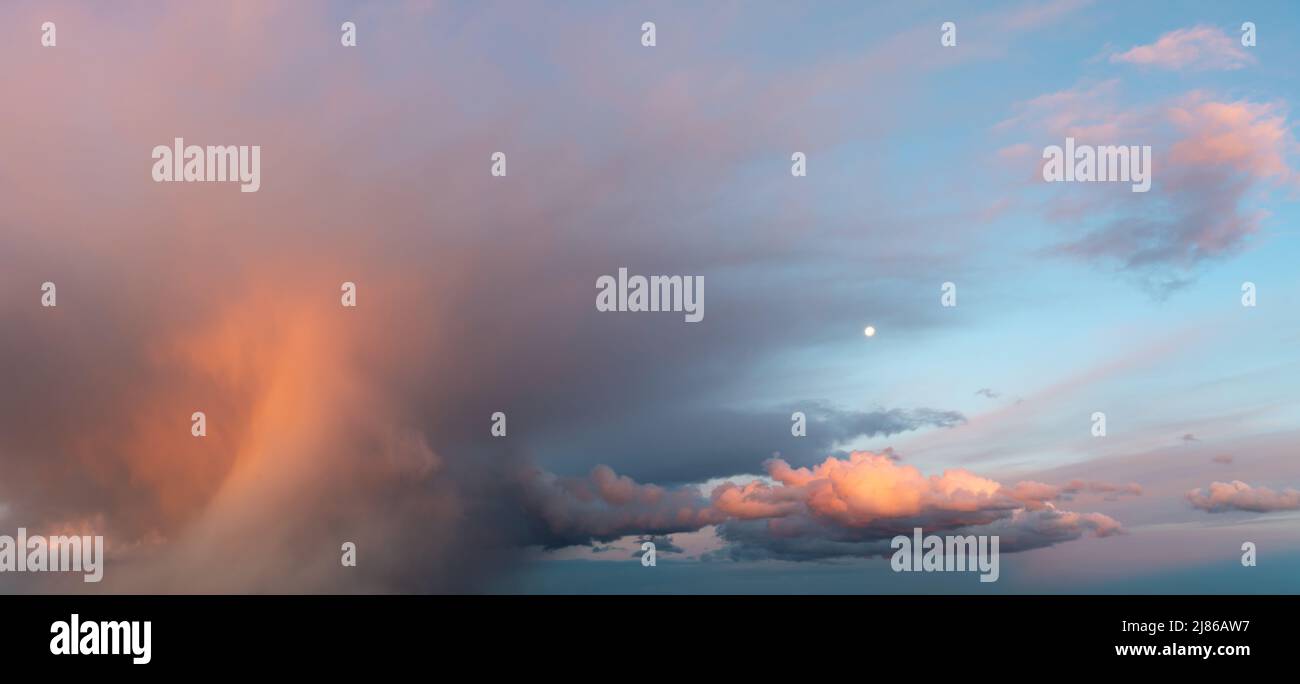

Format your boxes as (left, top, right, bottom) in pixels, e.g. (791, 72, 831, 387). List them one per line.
(863, 325, 876, 337)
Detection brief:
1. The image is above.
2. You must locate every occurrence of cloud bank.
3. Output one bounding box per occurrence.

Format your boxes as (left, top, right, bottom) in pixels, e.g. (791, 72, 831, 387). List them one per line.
(523, 452, 1127, 563)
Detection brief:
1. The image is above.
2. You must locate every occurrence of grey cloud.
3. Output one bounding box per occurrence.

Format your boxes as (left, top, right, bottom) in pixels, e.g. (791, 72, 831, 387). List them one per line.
(714, 506, 1123, 562)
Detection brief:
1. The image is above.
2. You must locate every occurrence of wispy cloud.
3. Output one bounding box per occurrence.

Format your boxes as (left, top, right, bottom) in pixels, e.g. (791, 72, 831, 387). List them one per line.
(1110, 25, 1255, 71)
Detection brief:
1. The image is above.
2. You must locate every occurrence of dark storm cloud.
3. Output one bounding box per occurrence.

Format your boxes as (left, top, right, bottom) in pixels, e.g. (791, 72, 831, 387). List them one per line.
(533, 402, 965, 484)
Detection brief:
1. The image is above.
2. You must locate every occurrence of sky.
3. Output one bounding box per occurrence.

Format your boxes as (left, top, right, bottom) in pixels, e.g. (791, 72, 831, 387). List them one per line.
(0, 0, 1297, 594)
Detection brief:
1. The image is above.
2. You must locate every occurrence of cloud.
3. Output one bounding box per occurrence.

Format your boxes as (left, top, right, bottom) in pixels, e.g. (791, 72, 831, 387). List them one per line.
(632, 535, 684, 556)
(1110, 26, 1255, 71)
(1212, 454, 1234, 465)
(975, 388, 1000, 399)
(1001, 82, 1298, 294)
(525, 452, 1126, 562)
(1187, 481, 1300, 513)
(1167, 97, 1297, 183)
(519, 465, 723, 548)
(1061, 480, 1144, 497)
(716, 502, 1122, 562)
(750, 453, 1009, 526)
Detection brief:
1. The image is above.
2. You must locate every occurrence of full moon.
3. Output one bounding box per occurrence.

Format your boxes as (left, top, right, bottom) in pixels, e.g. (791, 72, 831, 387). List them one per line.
(863, 325, 876, 337)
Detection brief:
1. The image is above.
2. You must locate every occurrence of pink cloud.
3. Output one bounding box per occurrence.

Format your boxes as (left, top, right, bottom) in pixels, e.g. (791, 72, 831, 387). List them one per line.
(1111, 25, 1254, 71)
(1168, 96, 1297, 182)
(1187, 480, 1300, 513)
(711, 480, 803, 520)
